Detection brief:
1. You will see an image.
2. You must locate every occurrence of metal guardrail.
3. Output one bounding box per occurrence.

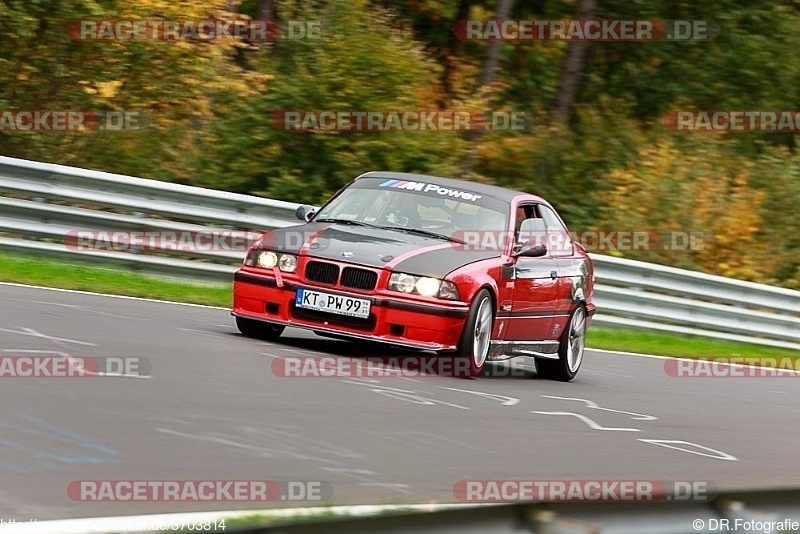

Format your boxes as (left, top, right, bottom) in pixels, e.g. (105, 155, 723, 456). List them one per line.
(589, 255, 800, 350)
(1, 155, 799, 349)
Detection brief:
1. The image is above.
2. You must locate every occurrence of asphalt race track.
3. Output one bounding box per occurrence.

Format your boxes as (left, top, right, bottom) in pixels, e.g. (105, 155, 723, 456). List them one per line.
(1, 283, 798, 521)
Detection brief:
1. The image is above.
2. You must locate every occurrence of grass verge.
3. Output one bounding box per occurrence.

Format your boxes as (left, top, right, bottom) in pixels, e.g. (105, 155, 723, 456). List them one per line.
(0, 251, 231, 307)
(585, 327, 799, 359)
(1, 251, 798, 361)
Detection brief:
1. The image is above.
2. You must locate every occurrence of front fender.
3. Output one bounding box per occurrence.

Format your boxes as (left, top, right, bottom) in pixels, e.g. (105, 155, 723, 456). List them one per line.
(446, 258, 503, 306)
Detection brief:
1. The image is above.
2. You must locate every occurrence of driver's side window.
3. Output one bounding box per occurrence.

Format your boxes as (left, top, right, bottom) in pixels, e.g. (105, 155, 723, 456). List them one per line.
(514, 204, 539, 244)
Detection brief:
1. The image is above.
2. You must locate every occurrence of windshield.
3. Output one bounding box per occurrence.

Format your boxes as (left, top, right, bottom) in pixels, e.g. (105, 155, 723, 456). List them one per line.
(313, 178, 509, 238)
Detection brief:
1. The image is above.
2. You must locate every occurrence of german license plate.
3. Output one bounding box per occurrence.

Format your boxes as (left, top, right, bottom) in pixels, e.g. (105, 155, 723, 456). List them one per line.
(295, 288, 371, 319)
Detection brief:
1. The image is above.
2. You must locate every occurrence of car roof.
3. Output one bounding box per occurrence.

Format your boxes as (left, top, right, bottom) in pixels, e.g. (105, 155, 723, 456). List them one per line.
(355, 171, 545, 204)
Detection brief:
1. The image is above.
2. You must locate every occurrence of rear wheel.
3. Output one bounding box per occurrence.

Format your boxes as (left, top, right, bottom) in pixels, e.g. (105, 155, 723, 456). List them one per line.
(236, 317, 285, 341)
(536, 305, 585, 382)
(456, 289, 494, 378)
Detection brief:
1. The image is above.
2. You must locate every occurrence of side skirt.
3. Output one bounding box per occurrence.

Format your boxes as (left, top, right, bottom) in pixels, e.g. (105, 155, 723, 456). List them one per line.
(488, 340, 560, 361)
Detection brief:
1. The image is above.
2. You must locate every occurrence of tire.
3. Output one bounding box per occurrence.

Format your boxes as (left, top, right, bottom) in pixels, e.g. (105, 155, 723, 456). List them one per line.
(455, 289, 494, 378)
(536, 305, 586, 382)
(236, 317, 285, 341)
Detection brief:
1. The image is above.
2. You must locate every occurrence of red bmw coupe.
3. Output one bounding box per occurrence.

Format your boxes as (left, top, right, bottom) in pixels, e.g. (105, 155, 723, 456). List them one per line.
(232, 172, 595, 380)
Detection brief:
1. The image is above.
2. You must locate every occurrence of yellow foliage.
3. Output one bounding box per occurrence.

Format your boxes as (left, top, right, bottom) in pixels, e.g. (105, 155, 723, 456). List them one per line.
(96, 81, 123, 99)
(602, 138, 767, 280)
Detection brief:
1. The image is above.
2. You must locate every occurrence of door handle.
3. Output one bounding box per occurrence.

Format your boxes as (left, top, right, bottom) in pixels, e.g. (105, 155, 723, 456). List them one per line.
(550, 270, 558, 279)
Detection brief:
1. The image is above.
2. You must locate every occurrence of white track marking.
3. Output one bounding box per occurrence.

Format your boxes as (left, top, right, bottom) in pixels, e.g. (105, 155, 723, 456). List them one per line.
(357, 482, 413, 494)
(0, 327, 96, 347)
(1, 349, 69, 355)
(637, 439, 739, 461)
(531, 411, 642, 432)
(341, 382, 414, 392)
(541, 395, 657, 420)
(585, 347, 674, 360)
(319, 468, 413, 495)
(34, 302, 82, 308)
(177, 327, 227, 336)
(363, 430, 484, 452)
(343, 381, 470, 410)
(399, 377, 422, 383)
(342, 376, 381, 384)
(33, 301, 141, 320)
(0, 281, 228, 308)
(239, 427, 363, 461)
(90, 369, 152, 379)
(440, 387, 519, 406)
(156, 428, 276, 458)
(320, 467, 376, 477)
(370, 389, 470, 410)
(280, 347, 326, 355)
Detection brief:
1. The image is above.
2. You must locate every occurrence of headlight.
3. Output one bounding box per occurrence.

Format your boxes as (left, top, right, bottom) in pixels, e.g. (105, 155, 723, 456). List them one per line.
(415, 277, 441, 297)
(278, 253, 297, 273)
(249, 250, 298, 272)
(390, 273, 416, 293)
(257, 251, 278, 269)
(388, 272, 460, 300)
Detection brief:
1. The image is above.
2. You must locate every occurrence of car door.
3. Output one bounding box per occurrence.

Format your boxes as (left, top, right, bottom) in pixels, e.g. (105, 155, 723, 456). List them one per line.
(537, 204, 578, 339)
(505, 205, 560, 342)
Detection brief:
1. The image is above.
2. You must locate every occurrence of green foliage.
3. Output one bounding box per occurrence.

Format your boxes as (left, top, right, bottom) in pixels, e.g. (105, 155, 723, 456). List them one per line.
(189, 0, 466, 203)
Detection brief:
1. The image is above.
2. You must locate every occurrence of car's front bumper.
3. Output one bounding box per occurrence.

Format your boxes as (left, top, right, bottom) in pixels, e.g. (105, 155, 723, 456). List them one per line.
(232, 269, 469, 351)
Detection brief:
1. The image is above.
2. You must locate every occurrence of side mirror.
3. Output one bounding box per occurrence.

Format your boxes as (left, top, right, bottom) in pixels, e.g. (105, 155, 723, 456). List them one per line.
(295, 205, 316, 222)
(515, 242, 548, 258)
(513, 217, 548, 258)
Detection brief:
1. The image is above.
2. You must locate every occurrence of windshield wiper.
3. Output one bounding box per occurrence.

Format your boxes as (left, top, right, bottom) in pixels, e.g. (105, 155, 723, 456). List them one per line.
(316, 219, 466, 244)
(314, 218, 381, 228)
(380, 226, 465, 244)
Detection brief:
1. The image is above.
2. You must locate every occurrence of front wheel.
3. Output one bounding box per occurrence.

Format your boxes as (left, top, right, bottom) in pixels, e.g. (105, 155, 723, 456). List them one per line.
(536, 305, 586, 382)
(236, 317, 285, 341)
(456, 289, 494, 378)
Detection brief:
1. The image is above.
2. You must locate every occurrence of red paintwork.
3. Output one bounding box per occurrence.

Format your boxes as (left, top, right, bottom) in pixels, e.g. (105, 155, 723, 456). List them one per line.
(232, 194, 595, 352)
